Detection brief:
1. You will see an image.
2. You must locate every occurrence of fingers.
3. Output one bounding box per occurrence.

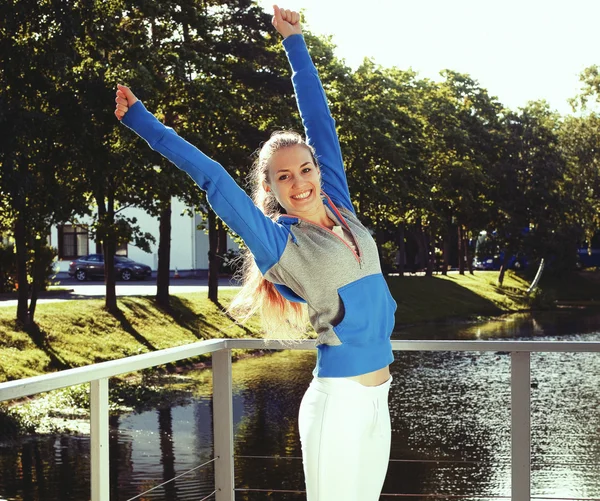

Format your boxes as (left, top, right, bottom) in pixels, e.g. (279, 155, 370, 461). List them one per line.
(272, 4, 283, 24)
(115, 84, 139, 120)
(115, 85, 130, 120)
(273, 5, 300, 25)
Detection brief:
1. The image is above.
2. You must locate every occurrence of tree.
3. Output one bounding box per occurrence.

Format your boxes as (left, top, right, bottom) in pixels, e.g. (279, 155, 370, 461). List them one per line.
(490, 102, 568, 285)
(0, 0, 89, 325)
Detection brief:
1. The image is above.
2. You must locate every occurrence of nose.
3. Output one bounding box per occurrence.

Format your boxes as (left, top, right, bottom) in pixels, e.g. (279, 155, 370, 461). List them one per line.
(291, 175, 306, 188)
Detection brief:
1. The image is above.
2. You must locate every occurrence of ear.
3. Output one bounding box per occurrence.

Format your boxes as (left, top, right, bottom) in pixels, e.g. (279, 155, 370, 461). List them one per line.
(262, 180, 271, 193)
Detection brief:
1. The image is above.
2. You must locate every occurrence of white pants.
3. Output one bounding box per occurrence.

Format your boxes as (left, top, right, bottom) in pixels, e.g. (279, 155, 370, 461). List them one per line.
(298, 376, 392, 501)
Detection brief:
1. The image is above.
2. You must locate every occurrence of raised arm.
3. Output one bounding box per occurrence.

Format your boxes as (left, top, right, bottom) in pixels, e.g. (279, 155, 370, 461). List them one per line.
(272, 6, 354, 213)
(114, 85, 288, 274)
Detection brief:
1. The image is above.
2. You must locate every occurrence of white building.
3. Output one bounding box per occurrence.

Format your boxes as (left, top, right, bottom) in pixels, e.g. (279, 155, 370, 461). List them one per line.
(50, 198, 238, 275)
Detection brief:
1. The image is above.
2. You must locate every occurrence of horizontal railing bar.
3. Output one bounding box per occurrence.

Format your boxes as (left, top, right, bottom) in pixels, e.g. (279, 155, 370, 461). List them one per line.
(226, 338, 600, 353)
(0, 339, 227, 402)
(4, 338, 600, 403)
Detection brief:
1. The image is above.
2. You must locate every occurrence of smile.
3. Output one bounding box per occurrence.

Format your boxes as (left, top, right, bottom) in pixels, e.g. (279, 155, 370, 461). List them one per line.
(291, 190, 312, 200)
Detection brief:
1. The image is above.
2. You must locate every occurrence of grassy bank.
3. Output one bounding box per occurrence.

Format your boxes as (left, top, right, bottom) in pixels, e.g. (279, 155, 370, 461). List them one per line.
(0, 289, 260, 384)
(2, 269, 600, 436)
(387, 270, 532, 324)
(2, 270, 600, 385)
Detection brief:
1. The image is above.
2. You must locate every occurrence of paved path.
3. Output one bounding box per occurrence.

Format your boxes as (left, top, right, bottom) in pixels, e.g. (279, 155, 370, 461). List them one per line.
(0, 277, 240, 308)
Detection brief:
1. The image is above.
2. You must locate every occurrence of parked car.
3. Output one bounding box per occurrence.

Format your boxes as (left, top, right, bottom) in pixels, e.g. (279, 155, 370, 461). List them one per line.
(577, 247, 600, 269)
(68, 254, 152, 281)
(473, 252, 527, 271)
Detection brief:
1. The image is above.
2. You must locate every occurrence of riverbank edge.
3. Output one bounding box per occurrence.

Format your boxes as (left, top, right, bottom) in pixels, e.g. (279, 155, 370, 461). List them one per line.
(2, 270, 600, 438)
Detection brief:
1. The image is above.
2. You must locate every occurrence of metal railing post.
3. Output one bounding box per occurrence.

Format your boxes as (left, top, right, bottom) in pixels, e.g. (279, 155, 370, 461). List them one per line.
(213, 348, 235, 501)
(90, 378, 110, 501)
(511, 351, 531, 501)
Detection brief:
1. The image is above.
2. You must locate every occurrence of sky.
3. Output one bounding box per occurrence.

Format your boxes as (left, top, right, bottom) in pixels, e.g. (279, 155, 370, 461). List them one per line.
(258, 0, 600, 115)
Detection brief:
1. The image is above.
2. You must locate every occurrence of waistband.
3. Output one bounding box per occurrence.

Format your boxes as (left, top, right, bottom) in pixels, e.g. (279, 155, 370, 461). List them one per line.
(309, 375, 392, 397)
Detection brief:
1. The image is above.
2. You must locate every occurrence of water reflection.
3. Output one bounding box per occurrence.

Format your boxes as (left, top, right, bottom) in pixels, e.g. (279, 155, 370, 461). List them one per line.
(1, 310, 600, 500)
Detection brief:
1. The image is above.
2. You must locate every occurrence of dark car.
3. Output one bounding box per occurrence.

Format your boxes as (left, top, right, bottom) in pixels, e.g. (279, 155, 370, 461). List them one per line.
(473, 252, 527, 271)
(68, 254, 152, 281)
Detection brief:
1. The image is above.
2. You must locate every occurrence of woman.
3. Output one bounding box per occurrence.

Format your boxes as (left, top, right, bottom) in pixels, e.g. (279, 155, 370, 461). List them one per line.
(115, 6, 396, 500)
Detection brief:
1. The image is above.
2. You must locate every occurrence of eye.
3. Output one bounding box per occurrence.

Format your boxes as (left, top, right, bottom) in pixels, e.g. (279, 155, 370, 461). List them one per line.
(278, 174, 289, 181)
(302, 167, 312, 173)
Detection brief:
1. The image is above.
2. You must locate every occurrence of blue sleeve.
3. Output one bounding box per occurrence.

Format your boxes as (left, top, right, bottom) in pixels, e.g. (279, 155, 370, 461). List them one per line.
(282, 34, 355, 214)
(121, 101, 288, 274)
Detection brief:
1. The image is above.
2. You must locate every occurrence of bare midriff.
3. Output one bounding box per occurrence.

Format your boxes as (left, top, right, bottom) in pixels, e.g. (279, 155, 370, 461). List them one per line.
(347, 365, 391, 387)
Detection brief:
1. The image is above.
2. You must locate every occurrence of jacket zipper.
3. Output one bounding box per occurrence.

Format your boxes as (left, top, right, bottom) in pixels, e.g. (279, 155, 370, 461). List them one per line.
(280, 214, 362, 266)
(321, 193, 365, 263)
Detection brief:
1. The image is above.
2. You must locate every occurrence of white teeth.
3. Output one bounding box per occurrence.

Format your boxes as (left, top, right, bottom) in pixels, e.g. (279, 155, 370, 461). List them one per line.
(292, 190, 311, 200)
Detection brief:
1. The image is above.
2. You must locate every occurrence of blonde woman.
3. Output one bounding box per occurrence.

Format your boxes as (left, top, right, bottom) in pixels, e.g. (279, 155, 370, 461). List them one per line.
(115, 6, 395, 500)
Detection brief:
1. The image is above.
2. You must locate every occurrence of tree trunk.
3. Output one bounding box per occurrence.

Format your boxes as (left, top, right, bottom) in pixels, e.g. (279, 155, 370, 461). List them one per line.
(28, 239, 42, 323)
(465, 231, 474, 275)
(218, 220, 227, 273)
(14, 214, 29, 325)
(498, 252, 510, 286)
(397, 225, 405, 277)
(425, 230, 434, 277)
(156, 197, 172, 308)
(207, 208, 219, 303)
(458, 225, 465, 275)
(415, 220, 427, 274)
(442, 226, 451, 276)
(103, 195, 118, 313)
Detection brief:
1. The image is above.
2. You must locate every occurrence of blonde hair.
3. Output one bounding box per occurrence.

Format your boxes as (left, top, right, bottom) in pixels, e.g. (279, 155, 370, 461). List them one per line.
(228, 131, 318, 339)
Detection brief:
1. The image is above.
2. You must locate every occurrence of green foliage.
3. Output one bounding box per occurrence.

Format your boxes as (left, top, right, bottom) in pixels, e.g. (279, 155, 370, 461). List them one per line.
(379, 241, 399, 274)
(0, 243, 56, 293)
(1, 0, 599, 306)
(30, 244, 58, 292)
(525, 288, 557, 310)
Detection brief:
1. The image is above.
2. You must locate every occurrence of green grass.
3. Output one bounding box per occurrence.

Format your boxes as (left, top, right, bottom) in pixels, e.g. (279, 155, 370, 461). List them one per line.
(388, 270, 531, 325)
(2, 270, 599, 383)
(0, 289, 260, 383)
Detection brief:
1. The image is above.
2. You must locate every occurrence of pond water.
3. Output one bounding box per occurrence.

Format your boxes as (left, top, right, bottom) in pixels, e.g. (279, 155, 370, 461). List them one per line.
(2, 309, 600, 500)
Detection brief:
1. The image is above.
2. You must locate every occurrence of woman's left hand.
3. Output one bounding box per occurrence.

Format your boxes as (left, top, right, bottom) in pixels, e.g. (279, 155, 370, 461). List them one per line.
(272, 5, 302, 39)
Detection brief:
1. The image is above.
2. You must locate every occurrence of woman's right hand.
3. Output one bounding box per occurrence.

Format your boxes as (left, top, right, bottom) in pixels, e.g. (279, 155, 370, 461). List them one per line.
(114, 84, 138, 121)
(272, 5, 302, 39)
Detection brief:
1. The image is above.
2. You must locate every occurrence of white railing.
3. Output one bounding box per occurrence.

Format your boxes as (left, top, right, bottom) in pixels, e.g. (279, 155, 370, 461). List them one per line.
(2, 339, 600, 501)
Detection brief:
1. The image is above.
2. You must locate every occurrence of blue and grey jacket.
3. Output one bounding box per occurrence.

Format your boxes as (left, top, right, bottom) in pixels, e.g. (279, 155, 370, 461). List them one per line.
(122, 34, 396, 377)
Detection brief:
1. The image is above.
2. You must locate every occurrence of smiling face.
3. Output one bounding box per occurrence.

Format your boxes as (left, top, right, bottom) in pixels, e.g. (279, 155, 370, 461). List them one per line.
(264, 144, 324, 218)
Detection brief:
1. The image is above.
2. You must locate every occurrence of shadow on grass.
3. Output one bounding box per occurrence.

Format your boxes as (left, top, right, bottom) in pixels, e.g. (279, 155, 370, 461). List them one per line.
(109, 307, 157, 351)
(387, 276, 506, 325)
(154, 295, 256, 339)
(155, 295, 212, 340)
(24, 323, 71, 372)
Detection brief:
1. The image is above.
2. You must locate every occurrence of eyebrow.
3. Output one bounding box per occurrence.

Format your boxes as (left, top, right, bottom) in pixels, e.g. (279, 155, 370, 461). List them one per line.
(276, 161, 312, 174)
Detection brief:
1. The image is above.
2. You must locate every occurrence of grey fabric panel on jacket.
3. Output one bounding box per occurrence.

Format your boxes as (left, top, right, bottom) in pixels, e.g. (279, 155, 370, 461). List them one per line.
(265, 205, 383, 346)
